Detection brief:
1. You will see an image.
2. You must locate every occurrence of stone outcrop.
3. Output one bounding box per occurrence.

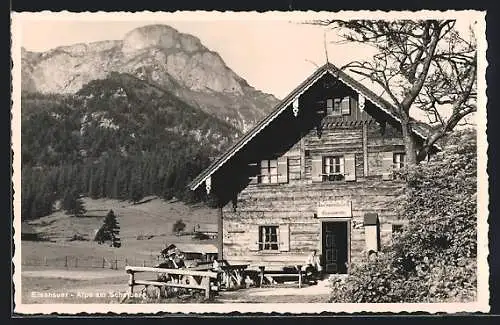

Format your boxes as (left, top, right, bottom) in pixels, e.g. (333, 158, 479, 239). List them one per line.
(22, 24, 279, 131)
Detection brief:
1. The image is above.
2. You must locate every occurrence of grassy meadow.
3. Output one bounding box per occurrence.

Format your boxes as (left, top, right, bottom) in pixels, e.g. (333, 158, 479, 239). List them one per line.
(19, 196, 218, 303)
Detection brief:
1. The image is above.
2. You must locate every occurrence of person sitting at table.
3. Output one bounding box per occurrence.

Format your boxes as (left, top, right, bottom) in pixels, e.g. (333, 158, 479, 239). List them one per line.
(303, 250, 322, 284)
(212, 259, 221, 271)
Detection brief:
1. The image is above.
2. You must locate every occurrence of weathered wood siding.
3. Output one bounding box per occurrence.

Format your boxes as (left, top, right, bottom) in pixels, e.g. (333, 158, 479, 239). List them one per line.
(223, 180, 404, 267)
(209, 72, 417, 271)
(222, 120, 406, 268)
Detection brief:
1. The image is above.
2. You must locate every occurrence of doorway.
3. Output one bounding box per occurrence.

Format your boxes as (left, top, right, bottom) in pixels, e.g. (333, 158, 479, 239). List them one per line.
(321, 221, 349, 274)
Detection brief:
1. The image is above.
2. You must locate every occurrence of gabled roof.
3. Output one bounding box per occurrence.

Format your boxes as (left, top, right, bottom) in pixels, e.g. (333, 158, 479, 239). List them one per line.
(189, 63, 436, 191)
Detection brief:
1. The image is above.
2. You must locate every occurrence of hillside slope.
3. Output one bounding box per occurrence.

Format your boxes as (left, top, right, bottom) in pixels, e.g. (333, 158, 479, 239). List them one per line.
(21, 73, 240, 220)
(22, 196, 218, 263)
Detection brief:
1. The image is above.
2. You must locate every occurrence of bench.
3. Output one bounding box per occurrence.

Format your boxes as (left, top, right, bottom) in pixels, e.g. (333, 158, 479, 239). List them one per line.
(257, 264, 304, 288)
(125, 265, 218, 299)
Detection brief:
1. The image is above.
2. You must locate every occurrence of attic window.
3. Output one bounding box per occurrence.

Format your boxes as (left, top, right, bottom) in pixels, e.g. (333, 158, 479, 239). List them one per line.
(326, 99, 341, 116)
(326, 97, 352, 116)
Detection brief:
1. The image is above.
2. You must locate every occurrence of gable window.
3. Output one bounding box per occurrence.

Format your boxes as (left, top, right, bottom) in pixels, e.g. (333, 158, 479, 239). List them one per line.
(323, 156, 344, 181)
(326, 97, 352, 116)
(393, 153, 405, 170)
(326, 98, 341, 116)
(260, 159, 278, 184)
(259, 225, 279, 251)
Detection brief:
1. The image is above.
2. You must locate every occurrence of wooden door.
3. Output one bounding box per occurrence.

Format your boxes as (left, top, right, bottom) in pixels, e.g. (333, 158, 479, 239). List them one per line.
(322, 221, 348, 274)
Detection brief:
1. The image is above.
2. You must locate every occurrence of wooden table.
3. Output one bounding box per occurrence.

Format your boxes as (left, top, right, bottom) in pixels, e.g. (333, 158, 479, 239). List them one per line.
(219, 264, 249, 289)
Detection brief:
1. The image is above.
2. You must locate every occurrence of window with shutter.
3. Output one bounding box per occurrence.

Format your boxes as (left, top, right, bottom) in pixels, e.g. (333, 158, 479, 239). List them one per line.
(258, 226, 279, 251)
(393, 153, 405, 170)
(322, 155, 344, 182)
(381, 151, 394, 180)
(277, 156, 288, 183)
(325, 98, 342, 116)
(326, 97, 352, 116)
(279, 224, 290, 252)
(344, 153, 356, 181)
(259, 159, 278, 184)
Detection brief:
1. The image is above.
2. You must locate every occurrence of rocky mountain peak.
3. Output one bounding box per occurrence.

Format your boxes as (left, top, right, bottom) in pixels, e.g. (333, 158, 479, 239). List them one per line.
(122, 24, 204, 54)
(21, 24, 279, 131)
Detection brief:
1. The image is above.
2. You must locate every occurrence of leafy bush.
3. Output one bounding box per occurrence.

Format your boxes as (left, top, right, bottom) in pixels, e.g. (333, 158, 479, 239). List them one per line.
(330, 129, 477, 303)
(172, 219, 186, 235)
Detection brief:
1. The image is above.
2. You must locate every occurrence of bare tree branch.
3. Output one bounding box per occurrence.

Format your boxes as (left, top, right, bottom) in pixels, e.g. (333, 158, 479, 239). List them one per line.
(307, 19, 477, 165)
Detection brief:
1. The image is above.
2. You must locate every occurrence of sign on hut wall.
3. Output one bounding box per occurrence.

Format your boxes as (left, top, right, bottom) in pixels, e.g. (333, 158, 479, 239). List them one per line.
(317, 201, 352, 218)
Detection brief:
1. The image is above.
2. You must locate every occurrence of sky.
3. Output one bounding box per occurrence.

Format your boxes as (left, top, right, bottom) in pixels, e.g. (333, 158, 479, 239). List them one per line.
(17, 12, 480, 100)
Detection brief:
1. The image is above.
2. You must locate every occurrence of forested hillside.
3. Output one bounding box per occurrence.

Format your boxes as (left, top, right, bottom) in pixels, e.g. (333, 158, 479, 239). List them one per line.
(21, 73, 241, 220)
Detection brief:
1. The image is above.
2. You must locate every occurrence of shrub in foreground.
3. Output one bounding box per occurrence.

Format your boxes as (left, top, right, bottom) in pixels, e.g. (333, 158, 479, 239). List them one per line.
(330, 129, 477, 303)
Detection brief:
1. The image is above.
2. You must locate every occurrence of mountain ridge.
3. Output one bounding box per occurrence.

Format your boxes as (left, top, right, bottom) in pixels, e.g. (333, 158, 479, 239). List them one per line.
(21, 24, 280, 131)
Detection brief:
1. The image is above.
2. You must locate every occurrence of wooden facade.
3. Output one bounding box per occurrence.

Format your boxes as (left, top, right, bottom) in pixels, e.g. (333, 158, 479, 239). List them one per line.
(189, 63, 435, 274)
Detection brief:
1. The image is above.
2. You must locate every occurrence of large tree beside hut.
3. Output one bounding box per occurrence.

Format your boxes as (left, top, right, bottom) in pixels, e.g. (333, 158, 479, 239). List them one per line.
(312, 19, 477, 164)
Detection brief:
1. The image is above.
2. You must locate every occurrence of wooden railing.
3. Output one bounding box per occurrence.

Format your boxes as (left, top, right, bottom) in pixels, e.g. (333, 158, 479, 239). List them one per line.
(125, 266, 218, 299)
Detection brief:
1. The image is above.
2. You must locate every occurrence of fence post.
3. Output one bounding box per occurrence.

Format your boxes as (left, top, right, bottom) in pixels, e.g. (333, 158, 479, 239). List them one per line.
(65, 256, 68, 268)
(202, 276, 210, 300)
(75, 257, 78, 268)
(125, 258, 128, 267)
(44, 256, 47, 266)
(128, 271, 135, 295)
(115, 259, 118, 270)
(143, 260, 146, 267)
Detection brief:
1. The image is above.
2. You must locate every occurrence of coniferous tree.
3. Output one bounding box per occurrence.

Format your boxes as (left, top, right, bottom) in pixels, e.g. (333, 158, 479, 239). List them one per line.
(129, 167, 144, 204)
(100, 209, 121, 248)
(62, 187, 86, 217)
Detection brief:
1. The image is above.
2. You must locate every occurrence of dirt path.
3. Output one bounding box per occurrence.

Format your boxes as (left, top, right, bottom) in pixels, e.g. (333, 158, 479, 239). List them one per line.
(215, 280, 331, 303)
(20, 268, 332, 304)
